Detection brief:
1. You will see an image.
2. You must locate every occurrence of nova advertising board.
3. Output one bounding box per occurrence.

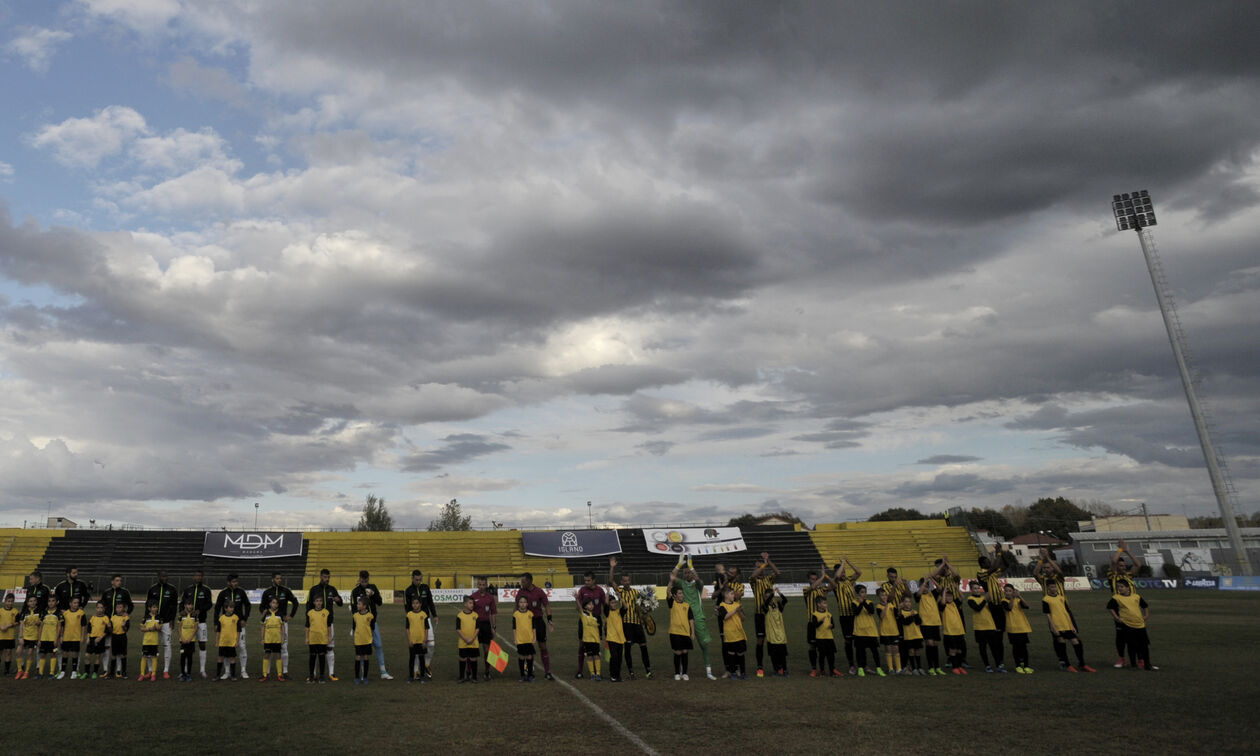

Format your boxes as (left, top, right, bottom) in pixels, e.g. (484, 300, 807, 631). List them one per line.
(202, 531, 304, 559)
(642, 527, 746, 557)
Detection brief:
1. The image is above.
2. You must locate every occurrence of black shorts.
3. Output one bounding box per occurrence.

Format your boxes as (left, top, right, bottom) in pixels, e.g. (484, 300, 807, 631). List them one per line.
(409, 643, 427, 656)
(62, 641, 81, 653)
(218, 647, 237, 658)
(1056, 630, 1078, 642)
(458, 647, 479, 660)
(309, 644, 328, 655)
(879, 634, 900, 646)
(532, 616, 548, 643)
(669, 634, 693, 651)
(0, 639, 13, 650)
(1007, 631, 1029, 645)
(581, 641, 600, 655)
(754, 614, 767, 638)
(110, 636, 128, 654)
(180, 642, 195, 652)
(142, 644, 158, 656)
(623, 623, 647, 645)
(974, 628, 1001, 644)
(354, 643, 372, 656)
(902, 638, 923, 650)
(39, 641, 56, 654)
(722, 640, 747, 655)
(806, 624, 817, 645)
(837, 615, 855, 639)
(264, 643, 282, 653)
(23, 639, 38, 650)
(816, 638, 836, 654)
(921, 626, 941, 642)
(943, 633, 966, 649)
(476, 619, 494, 644)
(855, 636, 879, 652)
(517, 643, 535, 656)
(87, 638, 106, 654)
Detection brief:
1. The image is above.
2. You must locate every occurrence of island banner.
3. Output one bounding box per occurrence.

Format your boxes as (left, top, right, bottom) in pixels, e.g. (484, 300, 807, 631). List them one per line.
(522, 529, 623, 558)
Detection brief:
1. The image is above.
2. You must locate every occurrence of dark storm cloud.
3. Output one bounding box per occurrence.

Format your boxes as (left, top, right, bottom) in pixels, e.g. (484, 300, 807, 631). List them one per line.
(916, 455, 983, 465)
(399, 433, 512, 472)
(1008, 401, 1260, 468)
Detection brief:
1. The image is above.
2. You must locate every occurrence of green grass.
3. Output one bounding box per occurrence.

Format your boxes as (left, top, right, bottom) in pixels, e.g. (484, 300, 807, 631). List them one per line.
(5, 591, 1258, 755)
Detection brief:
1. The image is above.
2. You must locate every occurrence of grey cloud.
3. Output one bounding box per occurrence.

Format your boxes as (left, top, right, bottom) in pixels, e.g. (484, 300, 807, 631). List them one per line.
(636, 440, 675, 457)
(565, 364, 691, 396)
(916, 455, 983, 465)
(399, 433, 512, 472)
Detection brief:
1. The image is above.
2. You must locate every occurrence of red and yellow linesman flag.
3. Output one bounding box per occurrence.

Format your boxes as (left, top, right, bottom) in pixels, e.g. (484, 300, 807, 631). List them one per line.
(487, 640, 509, 673)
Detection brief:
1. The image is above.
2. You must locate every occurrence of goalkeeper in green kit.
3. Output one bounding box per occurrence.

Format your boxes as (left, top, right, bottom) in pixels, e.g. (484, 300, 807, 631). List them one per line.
(669, 555, 717, 680)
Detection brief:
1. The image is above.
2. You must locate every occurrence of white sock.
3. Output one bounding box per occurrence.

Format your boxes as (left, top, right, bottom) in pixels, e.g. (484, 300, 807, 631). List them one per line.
(199, 648, 207, 672)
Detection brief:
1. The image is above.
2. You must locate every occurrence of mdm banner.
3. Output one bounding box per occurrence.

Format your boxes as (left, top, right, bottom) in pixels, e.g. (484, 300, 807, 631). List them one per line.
(643, 527, 746, 557)
(522, 529, 622, 558)
(202, 531, 304, 559)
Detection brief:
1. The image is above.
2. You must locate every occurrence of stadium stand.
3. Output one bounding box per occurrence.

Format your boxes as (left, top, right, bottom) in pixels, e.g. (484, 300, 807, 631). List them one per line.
(809, 519, 980, 579)
(302, 531, 573, 591)
(0, 528, 61, 590)
(6, 520, 981, 597)
(30, 529, 308, 594)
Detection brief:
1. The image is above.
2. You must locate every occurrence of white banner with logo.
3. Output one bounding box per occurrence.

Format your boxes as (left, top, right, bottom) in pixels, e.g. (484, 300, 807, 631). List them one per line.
(643, 527, 746, 556)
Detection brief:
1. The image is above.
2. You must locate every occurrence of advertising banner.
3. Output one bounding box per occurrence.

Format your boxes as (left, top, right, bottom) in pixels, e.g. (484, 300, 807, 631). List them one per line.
(1219, 576, 1260, 591)
(202, 531, 304, 559)
(1181, 576, 1219, 590)
(643, 527, 746, 557)
(522, 529, 622, 558)
(1169, 548, 1215, 574)
(1089, 577, 1181, 591)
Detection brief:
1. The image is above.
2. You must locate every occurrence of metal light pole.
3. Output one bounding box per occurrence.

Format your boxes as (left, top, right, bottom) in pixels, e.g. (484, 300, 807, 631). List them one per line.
(1111, 190, 1251, 574)
(254, 502, 260, 530)
(587, 501, 592, 529)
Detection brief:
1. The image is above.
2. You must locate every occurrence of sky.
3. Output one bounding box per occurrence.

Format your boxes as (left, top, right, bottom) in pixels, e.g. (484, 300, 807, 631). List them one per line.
(1, 1, 1258, 532)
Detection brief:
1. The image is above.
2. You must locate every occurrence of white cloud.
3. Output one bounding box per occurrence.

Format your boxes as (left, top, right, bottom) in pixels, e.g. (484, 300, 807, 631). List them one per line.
(5, 26, 72, 73)
(130, 127, 232, 172)
(28, 106, 149, 168)
(0, 161, 13, 180)
(77, 0, 183, 31)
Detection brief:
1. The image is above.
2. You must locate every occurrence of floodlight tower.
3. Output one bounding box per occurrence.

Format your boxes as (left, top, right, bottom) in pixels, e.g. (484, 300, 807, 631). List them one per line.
(1111, 190, 1251, 575)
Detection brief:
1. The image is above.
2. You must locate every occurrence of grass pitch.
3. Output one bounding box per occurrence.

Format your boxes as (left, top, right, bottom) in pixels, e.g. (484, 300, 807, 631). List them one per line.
(4, 591, 1257, 754)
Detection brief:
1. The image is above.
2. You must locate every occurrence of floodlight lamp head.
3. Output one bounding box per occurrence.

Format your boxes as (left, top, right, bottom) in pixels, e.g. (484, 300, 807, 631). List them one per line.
(1112, 189, 1157, 232)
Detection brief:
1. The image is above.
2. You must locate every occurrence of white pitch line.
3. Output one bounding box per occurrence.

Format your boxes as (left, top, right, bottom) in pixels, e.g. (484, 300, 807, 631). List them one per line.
(495, 633, 661, 756)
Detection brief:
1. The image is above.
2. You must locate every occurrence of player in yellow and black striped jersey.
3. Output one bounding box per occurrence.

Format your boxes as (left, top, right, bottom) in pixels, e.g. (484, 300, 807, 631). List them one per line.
(747, 551, 780, 676)
(609, 556, 651, 679)
(931, 554, 968, 666)
(802, 567, 831, 675)
(830, 556, 861, 673)
(976, 544, 1007, 634)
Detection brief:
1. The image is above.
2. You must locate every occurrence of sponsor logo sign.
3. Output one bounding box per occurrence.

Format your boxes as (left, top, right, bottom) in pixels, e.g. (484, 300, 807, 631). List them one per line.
(522, 529, 622, 558)
(1219, 576, 1260, 591)
(202, 531, 304, 559)
(1181, 577, 1219, 590)
(643, 527, 747, 556)
(1089, 577, 1181, 590)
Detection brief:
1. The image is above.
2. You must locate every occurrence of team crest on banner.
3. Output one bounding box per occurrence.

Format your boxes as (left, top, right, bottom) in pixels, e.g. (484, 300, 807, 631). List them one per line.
(202, 532, 304, 559)
(522, 529, 622, 558)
